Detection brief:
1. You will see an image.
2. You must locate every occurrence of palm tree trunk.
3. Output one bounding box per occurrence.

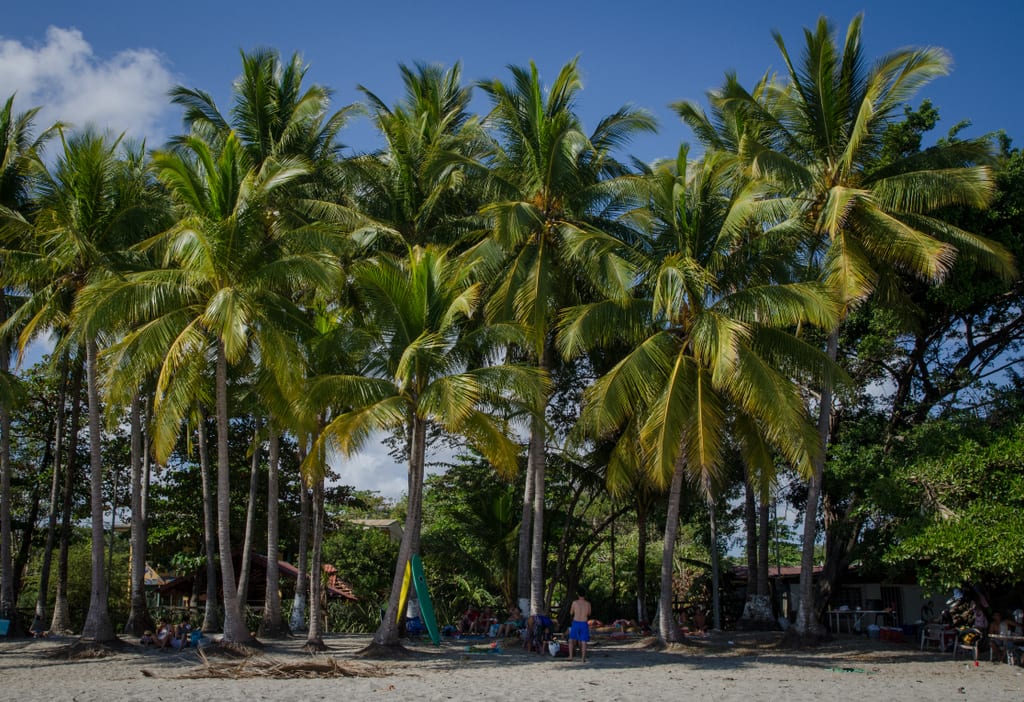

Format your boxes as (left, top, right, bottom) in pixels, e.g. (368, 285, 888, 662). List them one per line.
(34, 352, 69, 633)
(516, 435, 535, 609)
(260, 430, 287, 637)
(124, 392, 152, 636)
(757, 490, 770, 598)
(34, 420, 63, 632)
(215, 342, 252, 644)
(0, 338, 15, 629)
(51, 358, 83, 634)
(12, 465, 42, 613)
(105, 457, 119, 598)
(656, 454, 687, 643)
(609, 518, 616, 614)
(81, 338, 115, 641)
(527, 426, 546, 616)
(305, 476, 326, 650)
(709, 494, 721, 631)
(528, 345, 551, 616)
(636, 497, 648, 625)
(744, 475, 757, 583)
(197, 409, 220, 633)
(739, 469, 773, 628)
(372, 414, 426, 648)
(290, 440, 310, 634)
(794, 328, 838, 638)
(236, 419, 261, 612)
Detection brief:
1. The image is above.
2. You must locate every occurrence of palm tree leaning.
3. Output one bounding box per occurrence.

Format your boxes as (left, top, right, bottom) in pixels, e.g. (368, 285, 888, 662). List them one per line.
(473, 59, 656, 614)
(563, 148, 838, 643)
(684, 15, 1015, 637)
(303, 244, 545, 651)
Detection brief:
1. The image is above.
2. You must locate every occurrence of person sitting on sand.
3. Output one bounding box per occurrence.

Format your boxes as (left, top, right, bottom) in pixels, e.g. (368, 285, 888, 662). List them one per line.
(156, 619, 184, 650)
(459, 605, 481, 635)
(568, 590, 592, 662)
(176, 620, 192, 647)
(156, 619, 172, 649)
(140, 630, 155, 646)
(693, 608, 707, 635)
(496, 605, 525, 638)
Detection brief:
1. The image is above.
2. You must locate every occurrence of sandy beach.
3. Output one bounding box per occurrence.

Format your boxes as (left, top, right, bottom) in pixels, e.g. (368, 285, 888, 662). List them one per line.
(2, 631, 1022, 702)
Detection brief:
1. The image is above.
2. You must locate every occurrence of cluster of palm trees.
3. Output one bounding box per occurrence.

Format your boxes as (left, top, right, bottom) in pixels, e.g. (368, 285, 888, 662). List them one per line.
(0, 15, 1012, 650)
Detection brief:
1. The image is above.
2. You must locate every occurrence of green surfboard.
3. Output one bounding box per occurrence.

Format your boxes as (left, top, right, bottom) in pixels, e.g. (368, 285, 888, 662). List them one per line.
(410, 553, 440, 645)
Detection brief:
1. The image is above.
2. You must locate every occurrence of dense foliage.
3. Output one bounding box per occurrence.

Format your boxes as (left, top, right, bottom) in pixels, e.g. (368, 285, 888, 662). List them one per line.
(0, 14, 1019, 645)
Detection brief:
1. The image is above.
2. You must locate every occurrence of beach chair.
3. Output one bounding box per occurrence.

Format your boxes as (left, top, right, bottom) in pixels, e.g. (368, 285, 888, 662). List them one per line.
(953, 627, 984, 661)
(920, 623, 952, 652)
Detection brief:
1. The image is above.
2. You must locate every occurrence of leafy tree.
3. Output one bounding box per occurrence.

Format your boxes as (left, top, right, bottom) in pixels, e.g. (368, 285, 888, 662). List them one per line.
(681, 14, 1014, 636)
(422, 454, 521, 607)
(886, 410, 1024, 591)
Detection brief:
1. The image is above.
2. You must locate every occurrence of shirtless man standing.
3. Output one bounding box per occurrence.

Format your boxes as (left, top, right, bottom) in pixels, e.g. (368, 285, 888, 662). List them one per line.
(568, 590, 592, 662)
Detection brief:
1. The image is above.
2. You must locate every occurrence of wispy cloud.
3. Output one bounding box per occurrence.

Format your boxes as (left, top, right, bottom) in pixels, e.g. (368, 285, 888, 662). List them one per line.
(0, 26, 175, 143)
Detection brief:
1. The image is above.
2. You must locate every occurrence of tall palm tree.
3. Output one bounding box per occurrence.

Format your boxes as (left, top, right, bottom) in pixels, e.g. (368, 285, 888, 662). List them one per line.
(563, 148, 838, 642)
(4, 130, 160, 642)
(303, 244, 544, 650)
(79, 130, 340, 644)
(171, 48, 348, 169)
(171, 52, 350, 636)
(0, 94, 52, 633)
(475, 59, 656, 613)
(681, 15, 1015, 636)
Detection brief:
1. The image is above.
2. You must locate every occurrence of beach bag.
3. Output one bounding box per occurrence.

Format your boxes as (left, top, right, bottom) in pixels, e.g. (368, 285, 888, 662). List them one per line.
(548, 641, 569, 657)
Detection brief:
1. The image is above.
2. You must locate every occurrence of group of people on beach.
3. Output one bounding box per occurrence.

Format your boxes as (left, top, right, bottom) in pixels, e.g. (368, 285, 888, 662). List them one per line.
(140, 618, 194, 651)
(456, 591, 594, 662)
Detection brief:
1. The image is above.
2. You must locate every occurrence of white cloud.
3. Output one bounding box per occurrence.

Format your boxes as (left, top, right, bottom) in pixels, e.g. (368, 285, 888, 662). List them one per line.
(0, 26, 175, 143)
(328, 434, 459, 502)
(334, 444, 409, 502)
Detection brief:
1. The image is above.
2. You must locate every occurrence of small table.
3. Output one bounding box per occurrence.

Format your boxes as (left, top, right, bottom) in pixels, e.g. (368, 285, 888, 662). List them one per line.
(828, 609, 897, 634)
(987, 633, 1024, 664)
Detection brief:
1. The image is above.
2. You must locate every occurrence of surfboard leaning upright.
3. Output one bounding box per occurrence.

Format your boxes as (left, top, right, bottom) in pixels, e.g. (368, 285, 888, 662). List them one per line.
(396, 559, 412, 623)
(410, 553, 440, 645)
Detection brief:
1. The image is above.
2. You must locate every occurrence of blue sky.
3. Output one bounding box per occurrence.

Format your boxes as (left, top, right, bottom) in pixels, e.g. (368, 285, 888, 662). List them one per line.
(4, 0, 1022, 162)
(3, 0, 1021, 497)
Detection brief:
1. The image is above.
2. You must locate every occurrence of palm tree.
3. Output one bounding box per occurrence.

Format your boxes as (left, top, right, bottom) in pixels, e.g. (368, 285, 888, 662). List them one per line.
(475, 59, 656, 613)
(4, 130, 160, 642)
(0, 94, 52, 633)
(170, 51, 350, 637)
(303, 244, 544, 650)
(79, 129, 340, 644)
(681, 15, 1015, 636)
(350, 62, 488, 251)
(563, 148, 838, 642)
